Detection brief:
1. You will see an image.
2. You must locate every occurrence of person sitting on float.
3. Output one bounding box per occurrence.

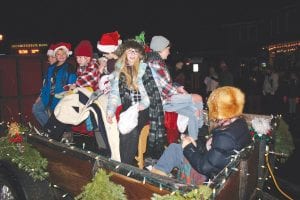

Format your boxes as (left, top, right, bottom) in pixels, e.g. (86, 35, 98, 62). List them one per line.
(32, 42, 76, 127)
(150, 86, 252, 182)
(146, 35, 204, 140)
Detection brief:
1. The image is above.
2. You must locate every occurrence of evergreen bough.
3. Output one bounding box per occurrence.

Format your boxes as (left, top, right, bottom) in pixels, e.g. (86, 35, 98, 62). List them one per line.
(75, 169, 127, 200)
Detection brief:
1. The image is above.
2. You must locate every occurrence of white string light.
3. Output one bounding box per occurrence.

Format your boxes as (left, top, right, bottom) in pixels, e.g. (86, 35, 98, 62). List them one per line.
(127, 170, 132, 177)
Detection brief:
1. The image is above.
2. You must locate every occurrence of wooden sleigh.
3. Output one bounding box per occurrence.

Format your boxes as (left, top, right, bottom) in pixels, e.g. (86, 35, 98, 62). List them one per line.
(18, 113, 278, 200)
(0, 114, 278, 199)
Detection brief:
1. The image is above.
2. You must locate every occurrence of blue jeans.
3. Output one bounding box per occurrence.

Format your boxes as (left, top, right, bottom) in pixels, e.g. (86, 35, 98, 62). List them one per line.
(163, 94, 203, 139)
(32, 100, 49, 127)
(154, 143, 184, 173)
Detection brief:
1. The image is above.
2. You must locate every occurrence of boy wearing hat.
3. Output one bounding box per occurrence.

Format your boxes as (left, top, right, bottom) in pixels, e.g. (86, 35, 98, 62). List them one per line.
(146, 35, 204, 140)
(97, 31, 122, 73)
(64, 40, 100, 91)
(32, 42, 77, 127)
(47, 44, 57, 65)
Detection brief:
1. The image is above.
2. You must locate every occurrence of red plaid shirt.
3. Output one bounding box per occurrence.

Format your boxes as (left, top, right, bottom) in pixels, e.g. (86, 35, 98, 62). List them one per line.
(148, 60, 178, 101)
(64, 63, 100, 91)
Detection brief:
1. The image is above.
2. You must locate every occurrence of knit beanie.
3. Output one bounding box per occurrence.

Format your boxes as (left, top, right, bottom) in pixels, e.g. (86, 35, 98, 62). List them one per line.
(150, 36, 170, 52)
(74, 40, 93, 57)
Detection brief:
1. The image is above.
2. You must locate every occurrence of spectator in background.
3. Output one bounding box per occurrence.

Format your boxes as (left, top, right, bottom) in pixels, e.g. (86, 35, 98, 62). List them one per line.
(218, 60, 233, 87)
(262, 67, 279, 114)
(287, 72, 299, 118)
(173, 60, 186, 87)
(245, 65, 263, 114)
(204, 66, 219, 100)
(32, 42, 76, 127)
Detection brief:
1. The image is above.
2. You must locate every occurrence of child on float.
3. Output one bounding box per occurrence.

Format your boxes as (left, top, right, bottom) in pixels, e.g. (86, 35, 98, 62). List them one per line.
(150, 86, 252, 183)
(32, 42, 76, 127)
(146, 35, 204, 140)
(106, 39, 150, 165)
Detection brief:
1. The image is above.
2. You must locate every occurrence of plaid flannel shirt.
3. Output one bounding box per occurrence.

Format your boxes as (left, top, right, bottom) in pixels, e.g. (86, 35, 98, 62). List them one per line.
(64, 63, 100, 91)
(148, 61, 178, 101)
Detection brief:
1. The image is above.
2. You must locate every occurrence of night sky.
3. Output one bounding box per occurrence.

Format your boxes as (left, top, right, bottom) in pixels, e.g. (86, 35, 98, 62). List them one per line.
(0, 0, 297, 52)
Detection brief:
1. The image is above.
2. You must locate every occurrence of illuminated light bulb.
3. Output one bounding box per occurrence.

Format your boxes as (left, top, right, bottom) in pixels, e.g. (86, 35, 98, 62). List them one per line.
(127, 170, 132, 177)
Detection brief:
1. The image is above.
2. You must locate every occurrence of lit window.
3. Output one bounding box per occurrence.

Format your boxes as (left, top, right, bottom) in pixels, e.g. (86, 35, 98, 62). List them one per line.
(31, 49, 39, 54)
(18, 49, 29, 54)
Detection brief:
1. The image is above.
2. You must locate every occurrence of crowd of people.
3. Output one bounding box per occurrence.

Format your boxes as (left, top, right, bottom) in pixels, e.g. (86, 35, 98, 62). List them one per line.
(31, 31, 296, 184)
(171, 58, 299, 117)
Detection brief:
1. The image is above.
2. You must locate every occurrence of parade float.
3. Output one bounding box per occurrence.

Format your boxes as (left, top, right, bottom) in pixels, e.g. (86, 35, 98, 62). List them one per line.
(0, 112, 294, 200)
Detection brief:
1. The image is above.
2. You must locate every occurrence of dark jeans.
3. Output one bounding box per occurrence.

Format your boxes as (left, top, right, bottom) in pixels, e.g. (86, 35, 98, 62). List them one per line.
(263, 94, 280, 115)
(43, 114, 71, 141)
(119, 108, 149, 165)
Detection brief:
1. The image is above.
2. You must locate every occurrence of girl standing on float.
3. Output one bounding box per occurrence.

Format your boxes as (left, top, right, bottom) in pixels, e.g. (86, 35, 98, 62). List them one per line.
(106, 39, 150, 165)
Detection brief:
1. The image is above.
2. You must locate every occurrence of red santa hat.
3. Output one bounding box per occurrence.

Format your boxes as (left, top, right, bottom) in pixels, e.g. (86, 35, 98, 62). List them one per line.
(97, 31, 122, 53)
(74, 40, 93, 57)
(53, 42, 72, 56)
(47, 44, 55, 57)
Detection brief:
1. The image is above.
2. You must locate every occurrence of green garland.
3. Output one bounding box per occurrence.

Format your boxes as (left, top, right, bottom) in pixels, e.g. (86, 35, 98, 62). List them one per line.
(0, 136, 49, 181)
(75, 169, 127, 200)
(152, 185, 212, 200)
(0, 122, 48, 181)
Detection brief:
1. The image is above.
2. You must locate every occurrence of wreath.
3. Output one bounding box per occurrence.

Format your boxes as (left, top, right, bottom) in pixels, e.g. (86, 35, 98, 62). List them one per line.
(249, 117, 272, 142)
(249, 117, 295, 163)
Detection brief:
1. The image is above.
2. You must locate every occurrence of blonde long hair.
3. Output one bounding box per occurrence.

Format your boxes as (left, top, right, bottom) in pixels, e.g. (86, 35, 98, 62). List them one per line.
(118, 51, 141, 90)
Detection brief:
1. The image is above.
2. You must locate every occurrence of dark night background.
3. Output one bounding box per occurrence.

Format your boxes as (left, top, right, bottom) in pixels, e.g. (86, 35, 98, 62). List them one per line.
(0, 0, 298, 53)
(1, 1, 300, 199)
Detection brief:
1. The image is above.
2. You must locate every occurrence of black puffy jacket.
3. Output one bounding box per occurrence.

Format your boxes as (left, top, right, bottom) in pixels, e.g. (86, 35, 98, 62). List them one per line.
(183, 118, 252, 179)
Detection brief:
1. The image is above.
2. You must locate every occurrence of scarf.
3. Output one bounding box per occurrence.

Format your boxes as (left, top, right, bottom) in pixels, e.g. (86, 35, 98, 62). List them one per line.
(142, 65, 166, 159)
(118, 72, 133, 112)
(146, 52, 172, 82)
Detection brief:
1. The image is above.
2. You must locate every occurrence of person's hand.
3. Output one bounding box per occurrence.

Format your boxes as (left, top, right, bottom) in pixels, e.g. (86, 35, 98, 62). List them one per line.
(106, 115, 113, 124)
(177, 86, 187, 94)
(35, 96, 41, 103)
(138, 103, 144, 111)
(206, 137, 212, 150)
(69, 84, 76, 90)
(181, 135, 197, 148)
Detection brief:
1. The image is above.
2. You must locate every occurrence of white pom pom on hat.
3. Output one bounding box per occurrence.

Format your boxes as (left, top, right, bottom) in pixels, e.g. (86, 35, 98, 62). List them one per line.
(47, 44, 55, 57)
